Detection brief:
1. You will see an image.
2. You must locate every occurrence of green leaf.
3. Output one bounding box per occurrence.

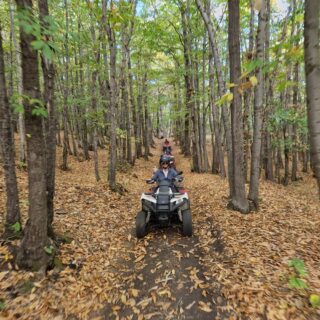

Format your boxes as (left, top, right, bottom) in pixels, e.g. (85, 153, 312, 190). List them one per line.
(44, 245, 54, 255)
(31, 40, 44, 50)
(10, 222, 21, 233)
(43, 44, 53, 60)
(13, 103, 24, 114)
(31, 106, 48, 118)
(288, 277, 308, 289)
(288, 258, 308, 277)
(309, 294, 320, 308)
(0, 301, 5, 311)
(29, 98, 44, 107)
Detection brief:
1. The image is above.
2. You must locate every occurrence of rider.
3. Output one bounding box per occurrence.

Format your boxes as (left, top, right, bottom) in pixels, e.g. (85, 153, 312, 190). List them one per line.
(162, 138, 172, 154)
(151, 155, 178, 183)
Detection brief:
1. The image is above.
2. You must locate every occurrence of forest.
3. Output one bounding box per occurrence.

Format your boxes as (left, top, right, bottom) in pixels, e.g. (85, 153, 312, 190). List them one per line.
(0, 0, 320, 319)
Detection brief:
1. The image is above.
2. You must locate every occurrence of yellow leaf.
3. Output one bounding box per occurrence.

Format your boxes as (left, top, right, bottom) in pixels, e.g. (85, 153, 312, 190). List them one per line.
(134, 255, 145, 263)
(198, 301, 212, 313)
(226, 82, 237, 89)
(121, 294, 127, 304)
(254, 0, 263, 11)
(226, 92, 233, 102)
(309, 294, 320, 308)
(250, 76, 258, 86)
(130, 288, 139, 297)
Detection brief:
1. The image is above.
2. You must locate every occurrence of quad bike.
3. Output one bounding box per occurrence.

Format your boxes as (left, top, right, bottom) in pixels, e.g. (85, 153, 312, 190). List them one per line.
(162, 145, 172, 154)
(136, 175, 192, 238)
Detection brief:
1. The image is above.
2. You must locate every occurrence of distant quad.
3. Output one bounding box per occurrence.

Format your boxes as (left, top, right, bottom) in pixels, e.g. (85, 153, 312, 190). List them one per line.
(136, 175, 192, 238)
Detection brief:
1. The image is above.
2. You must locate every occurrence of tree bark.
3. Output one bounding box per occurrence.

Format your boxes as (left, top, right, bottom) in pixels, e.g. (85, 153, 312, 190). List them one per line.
(61, 0, 69, 171)
(8, 0, 27, 165)
(196, 0, 233, 195)
(105, 0, 118, 190)
(248, 0, 267, 208)
(228, 0, 250, 213)
(38, 0, 56, 238)
(209, 51, 225, 177)
(304, 0, 320, 196)
(15, 0, 50, 271)
(243, 0, 255, 182)
(0, 22, 21, 236)
(87, 0, 101, 182)
(180, 3, 191, 156)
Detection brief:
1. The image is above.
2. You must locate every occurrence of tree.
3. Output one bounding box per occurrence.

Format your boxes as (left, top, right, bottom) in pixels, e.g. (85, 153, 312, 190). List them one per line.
(104, 0, 118, 190)
(228, 0, 250, 213)
(38, 0, 56, 238)
(0, 22, 21, 236)
(304, 0, 320, 197)
(15, 0, 50, 271)
(248, 0, 267, 208)
(196, 0, 233, 195)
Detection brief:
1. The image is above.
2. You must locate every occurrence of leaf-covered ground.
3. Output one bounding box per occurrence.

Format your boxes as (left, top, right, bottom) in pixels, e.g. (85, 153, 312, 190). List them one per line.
(0, 139, 320, 320)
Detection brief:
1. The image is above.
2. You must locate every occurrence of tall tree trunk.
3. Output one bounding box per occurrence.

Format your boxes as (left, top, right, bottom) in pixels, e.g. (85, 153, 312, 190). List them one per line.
(8, 0, 27, 164)
(191, 51, 201, 172)
(105, 0, 118, 190)
(248, 0, 267, 208)
(201, 37, 209, 172)
(87, 0, 100, 182)
(263, 0, 273, 181)
(0, 23, 21, 236)
(128, 54, 140, 160)
(243, 0, 255, 182)
(208, 56, 225, 178)
(15, 0, 50, 271)
(38, 0, 56, 238)
(61, 0, 69, 170)
(196, 0, 233, 196)
(77, 18, 90, 161)
(228, 0, 250, 213)
(142, 71, 150, 159)
(180, 3, 191, 156)
(304, 0, 320, 196)
(291, 62, 299, 181)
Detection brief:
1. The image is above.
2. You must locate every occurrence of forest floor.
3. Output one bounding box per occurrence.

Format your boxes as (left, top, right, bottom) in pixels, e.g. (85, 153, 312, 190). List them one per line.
(0, 139, 320, 320)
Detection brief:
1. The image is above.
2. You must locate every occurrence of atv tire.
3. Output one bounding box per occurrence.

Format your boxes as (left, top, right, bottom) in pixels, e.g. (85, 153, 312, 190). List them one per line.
(182, 210, 192, 236)
(136, 211, 147, 238)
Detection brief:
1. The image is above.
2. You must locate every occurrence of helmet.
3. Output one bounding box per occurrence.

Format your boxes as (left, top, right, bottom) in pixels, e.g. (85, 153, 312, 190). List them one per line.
(159, 155, 171, 165)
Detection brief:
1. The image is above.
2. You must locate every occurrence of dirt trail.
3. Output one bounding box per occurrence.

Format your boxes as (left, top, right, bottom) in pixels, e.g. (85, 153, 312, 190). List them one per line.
(2, 137, 319, 320)
(98, 139, 229, 320)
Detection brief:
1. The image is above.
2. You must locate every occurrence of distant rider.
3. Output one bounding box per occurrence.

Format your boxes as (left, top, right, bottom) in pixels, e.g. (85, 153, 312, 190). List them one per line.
(162, 139, 172, 154)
